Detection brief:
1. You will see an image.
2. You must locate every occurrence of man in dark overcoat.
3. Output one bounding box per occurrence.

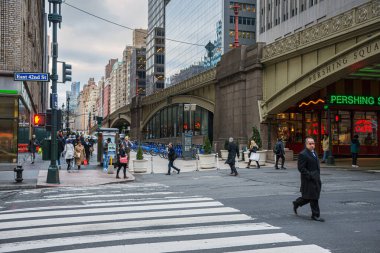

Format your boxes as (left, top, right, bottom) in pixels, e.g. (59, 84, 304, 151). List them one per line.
(225, 137, 239, 176)
(293, 137, 325, 222)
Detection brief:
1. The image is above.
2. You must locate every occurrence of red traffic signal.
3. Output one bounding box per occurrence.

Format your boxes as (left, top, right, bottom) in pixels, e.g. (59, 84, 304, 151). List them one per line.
(34, 114, 46, 126)
(334, 114, 340, 122)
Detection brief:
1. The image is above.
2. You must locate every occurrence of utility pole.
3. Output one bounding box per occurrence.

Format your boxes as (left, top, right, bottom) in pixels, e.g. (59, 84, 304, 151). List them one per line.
(66, 96, 70, 132)
(46, 0, 62, 183)
(88, 112, 91, 134)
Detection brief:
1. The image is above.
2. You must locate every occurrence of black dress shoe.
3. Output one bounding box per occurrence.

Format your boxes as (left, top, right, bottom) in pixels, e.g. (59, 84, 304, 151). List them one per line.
(292, 201, 298, 215)
(165, 173, 171, 175)
(177, 169, 180, 174)
(311, 216, 325, 222)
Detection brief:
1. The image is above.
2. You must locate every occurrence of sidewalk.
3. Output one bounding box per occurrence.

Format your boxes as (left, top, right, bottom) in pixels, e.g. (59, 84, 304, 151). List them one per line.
(1, 151, 379, 191)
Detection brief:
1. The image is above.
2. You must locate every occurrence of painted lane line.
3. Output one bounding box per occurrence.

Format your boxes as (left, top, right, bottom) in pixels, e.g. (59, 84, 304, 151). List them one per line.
(5, 191, 181, 203)
(0, 223, 279, 252)
(0, 207, 239, 230)
(42, 233, 301, 253)
(0, 197, 212, 214)
(224, 244, 331, 253)
(0, 214, 252, 240)
(0, 201, 222, 220)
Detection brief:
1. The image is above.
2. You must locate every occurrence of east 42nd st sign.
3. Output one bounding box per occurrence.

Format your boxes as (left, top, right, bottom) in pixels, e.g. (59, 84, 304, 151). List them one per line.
(14, 72, 50, 82)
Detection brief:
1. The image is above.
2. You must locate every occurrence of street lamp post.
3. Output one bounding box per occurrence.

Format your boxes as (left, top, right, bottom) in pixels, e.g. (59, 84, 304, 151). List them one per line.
(327, 106, 335, 165)
(46, 0, 62, 184)
(66, 96, 70, 132)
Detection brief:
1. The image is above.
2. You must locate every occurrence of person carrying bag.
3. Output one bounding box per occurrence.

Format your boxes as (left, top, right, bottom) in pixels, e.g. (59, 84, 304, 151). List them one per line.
(246, 140, 260, 168)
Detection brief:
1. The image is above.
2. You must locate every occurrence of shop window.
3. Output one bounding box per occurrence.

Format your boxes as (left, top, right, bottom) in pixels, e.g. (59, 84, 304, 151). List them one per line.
(0, 119, 18, 163)
(194, 107, 201, 136)
(354, 111, 377, 146)
(305, 112, 319, 141)
(201, 109, 208, 136)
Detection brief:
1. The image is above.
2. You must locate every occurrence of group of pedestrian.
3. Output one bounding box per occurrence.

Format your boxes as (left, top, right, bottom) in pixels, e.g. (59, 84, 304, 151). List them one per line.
(116, 136, 133, 179)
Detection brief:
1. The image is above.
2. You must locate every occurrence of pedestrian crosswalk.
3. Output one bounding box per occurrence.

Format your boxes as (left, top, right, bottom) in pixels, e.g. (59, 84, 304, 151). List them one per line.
(0, 183, 331, 253)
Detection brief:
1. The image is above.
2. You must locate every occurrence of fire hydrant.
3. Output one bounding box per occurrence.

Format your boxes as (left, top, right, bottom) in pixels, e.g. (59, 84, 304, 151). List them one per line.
(14, 165, 23, 183)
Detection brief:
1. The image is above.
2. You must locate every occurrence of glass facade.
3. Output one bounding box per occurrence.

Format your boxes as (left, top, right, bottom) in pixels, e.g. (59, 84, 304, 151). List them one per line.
(143, 104, 212, 139)
(165, 0, 224, 87)
(0, 97, 19, 163)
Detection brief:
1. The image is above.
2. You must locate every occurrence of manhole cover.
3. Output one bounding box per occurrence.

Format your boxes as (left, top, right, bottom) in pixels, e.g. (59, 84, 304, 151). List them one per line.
(340, 201, 373, 206)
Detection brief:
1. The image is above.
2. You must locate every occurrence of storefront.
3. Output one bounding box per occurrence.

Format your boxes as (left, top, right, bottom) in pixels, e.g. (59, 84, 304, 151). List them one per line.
(275, 79, 380, 156)
(0, 79, 33, 169)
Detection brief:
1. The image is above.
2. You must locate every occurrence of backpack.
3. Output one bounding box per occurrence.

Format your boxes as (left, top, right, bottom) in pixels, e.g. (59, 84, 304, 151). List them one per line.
(273, 142, 281, 154)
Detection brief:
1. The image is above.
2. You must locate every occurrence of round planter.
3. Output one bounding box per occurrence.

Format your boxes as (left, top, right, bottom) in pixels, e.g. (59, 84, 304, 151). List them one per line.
(257, 150, 267, 166)
(133, 159, 148, 173)
(220, 150, 228, 160)
(199, 154, 215, 169)
(243, 151, 249, 163)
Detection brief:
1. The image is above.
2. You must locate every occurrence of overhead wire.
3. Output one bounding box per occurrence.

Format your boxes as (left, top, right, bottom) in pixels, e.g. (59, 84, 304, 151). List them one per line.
(62, 1, 206, 47)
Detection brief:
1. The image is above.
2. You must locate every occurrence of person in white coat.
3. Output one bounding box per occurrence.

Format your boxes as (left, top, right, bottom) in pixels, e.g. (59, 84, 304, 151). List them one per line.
(63, 139, 75, 172)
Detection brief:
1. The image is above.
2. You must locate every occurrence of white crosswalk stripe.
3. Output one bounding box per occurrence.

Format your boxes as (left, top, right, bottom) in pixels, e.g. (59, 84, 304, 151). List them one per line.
(0, 183, 331, 253)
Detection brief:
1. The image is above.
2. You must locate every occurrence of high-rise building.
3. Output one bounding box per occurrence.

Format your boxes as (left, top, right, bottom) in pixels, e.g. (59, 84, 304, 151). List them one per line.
(133, 29, 148, 48)
(105, 59, 118, 79)
(129, 48, 147, 102)
(71, 81, 80, 97)
(257, 0, 369, 43)
(146, 0, 169, 95)
(165, 0, 257, 87)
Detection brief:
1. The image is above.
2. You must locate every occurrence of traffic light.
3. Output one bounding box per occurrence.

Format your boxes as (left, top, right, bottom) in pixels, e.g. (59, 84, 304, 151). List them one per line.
(34, 114, 46, 126)
(334, 114, 341, 122)
(62, 62, 72, 82)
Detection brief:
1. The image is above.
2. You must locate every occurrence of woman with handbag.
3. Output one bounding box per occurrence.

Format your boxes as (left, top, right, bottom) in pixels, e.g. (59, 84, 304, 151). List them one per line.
(246, 140, 260, 168)
(117, 143, 129, 179)
(63, 139, 74, 172)
(74, 141, 86, 170)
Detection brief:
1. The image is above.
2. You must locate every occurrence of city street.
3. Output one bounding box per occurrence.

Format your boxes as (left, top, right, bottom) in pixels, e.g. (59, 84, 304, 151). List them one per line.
(0, 165, 379, 252)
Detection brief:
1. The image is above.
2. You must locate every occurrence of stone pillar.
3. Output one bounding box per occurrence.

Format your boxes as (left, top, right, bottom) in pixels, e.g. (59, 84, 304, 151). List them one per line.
(130, 96, 142, 141)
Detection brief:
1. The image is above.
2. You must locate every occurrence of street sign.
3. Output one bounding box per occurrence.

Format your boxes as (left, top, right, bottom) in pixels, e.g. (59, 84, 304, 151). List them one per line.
(14, 72, 50, 82)
(52, 93, 58, 109)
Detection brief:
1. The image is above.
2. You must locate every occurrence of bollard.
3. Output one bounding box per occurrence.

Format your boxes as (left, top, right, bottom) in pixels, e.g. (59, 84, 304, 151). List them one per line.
(216, 153, 219, 171)
(151, 155, 154, 174)
(108, 156, 115, 174)
(14, 165, 23, 183)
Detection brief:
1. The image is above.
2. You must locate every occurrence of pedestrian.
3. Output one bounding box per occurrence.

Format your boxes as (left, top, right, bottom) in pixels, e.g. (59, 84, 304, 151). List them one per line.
(121, 136, 133, 168)
(246, 140, 260, 168)
(116, 143, 129, 179)
(57, 131, 65, 169)
(351, 134, 360, 168)
(74, 141, 86, 170)
(28, 134, 38, 164)
(293, 137, 324, 222)
(63, 139, 74, 172)
(226, 137, 239, 176)
(103, 138, 112, 169)
(321, 134, 329, 163)
(274, 138, 286, 169)
(83, 138, 92, 165)
(166, 142, 180, 175)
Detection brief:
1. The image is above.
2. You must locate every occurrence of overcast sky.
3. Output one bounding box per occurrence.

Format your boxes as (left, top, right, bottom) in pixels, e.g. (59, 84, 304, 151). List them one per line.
(46, 0, 148, 106)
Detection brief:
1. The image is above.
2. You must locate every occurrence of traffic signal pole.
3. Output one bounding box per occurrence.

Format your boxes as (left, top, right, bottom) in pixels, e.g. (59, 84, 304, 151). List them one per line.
(46, 0, 62, 184)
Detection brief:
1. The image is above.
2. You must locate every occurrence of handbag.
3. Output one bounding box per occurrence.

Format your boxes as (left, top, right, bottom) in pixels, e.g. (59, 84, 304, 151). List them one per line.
(249, 153, 260, 161)
(83, 159, 88, 165)
(119, 156, 128, 164)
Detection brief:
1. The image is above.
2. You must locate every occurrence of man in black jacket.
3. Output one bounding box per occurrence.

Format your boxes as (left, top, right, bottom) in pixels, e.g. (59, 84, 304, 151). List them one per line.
(274, 138, 286, 169)
(293, 137, 324, 222)
(226, 137, 239, 176)
(166, 143, 180, 175)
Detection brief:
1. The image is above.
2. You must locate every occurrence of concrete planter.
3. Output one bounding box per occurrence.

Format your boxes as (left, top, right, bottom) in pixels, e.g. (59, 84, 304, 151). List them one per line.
(199, 154, 215, 169)
(257, 150, 267, 166)
(220, 150, 228, 160)
(243, 151, 249, 163)
(132, 159, 148, 173)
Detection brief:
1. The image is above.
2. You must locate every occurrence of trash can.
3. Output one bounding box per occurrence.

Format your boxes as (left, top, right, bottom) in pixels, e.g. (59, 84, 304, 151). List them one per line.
(14, 165, 23, 183)
(42, 139, 51, 160)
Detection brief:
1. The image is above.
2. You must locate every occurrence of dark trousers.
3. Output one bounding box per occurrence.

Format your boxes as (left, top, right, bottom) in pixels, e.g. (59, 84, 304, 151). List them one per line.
(66, 159, 73, 170)
(229, 163, 238, 174)
(294, 197, 320, 217)
(352, 153, 358, 165)
(168, 160, 179, 174)
(275, 154, 285, 168)
(117, 163, 127, 178)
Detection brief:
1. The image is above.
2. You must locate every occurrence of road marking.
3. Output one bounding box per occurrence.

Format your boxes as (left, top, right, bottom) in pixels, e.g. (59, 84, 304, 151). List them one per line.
(225, 244, 331, 252)
(0, 223, 279, 252)
(0, 214, 252, 240)
(0, 207, 240, 230)
(43, 233, 301, 253)
(0, 201, 222, 220)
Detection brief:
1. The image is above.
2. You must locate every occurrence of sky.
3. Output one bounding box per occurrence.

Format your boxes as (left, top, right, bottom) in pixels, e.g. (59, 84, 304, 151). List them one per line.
(46, 0, 148, 106)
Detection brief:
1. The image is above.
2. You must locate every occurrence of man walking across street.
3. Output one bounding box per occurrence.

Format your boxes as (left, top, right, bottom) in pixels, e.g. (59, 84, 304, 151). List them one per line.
(166, 143, 180, 175)
(293, 137, 325, 222)
(274, 138, 286, 169)
(226, 137, 239, 176)
(28, 135, 38, 164)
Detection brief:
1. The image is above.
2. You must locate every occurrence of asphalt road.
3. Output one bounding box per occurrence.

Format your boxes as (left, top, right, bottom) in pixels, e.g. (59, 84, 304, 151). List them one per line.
(0, 166, 379, 253)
